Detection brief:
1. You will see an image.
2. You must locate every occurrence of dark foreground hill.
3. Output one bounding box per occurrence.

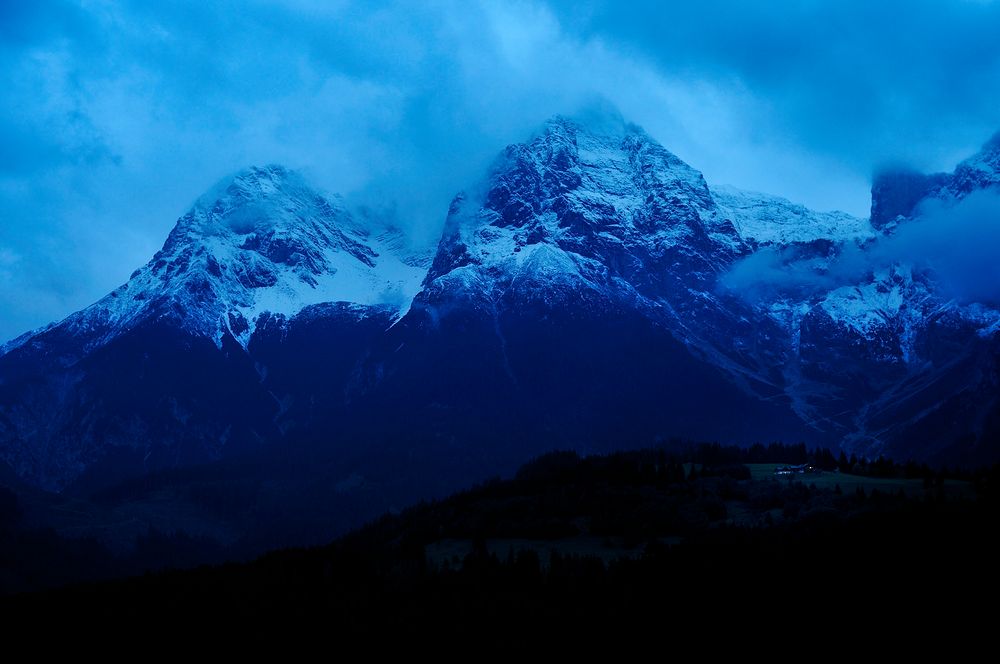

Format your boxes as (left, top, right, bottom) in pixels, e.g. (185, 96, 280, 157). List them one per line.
(5, 443, 998, 640)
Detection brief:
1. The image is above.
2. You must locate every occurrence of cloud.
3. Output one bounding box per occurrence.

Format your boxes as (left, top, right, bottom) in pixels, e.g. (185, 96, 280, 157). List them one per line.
(722, 189, 1000, 307)
(720, 243, 863, 302)
(548, 0, 1000, 173)
(2, 1, 1000, 341)
(886, 189, 1000, 305)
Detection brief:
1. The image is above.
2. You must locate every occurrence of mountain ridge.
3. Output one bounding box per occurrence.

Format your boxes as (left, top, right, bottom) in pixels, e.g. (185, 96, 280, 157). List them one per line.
(2, 111, 1000, 499)
(1, 165, 428, 360)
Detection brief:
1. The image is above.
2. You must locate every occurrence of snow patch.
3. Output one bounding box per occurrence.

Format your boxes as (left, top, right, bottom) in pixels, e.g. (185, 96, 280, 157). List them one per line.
(712, 184, 873, 246)
(8, 165, 429, 352)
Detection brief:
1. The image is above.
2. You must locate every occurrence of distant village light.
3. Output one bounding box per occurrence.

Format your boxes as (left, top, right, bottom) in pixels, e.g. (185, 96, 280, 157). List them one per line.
(774, 463, 820, 476)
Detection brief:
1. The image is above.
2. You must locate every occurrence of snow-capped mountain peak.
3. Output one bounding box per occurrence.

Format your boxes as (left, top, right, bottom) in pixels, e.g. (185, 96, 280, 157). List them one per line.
(6, 115, 1000, 498)
(422, 113, 742, 312)
(164, 164, 378, 276)
(9, 165, 428, 356)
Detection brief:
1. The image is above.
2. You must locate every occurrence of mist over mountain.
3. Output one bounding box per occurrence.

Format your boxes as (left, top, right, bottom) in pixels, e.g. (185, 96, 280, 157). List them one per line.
(6, 2, 1000, 634)
(723, 137, 1000, 307)
(7, 1, 1000, 345)
(2, 108, 999, 532)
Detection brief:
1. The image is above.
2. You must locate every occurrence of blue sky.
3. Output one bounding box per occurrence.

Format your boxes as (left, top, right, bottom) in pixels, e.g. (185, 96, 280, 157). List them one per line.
(2, 0, 1000, 341)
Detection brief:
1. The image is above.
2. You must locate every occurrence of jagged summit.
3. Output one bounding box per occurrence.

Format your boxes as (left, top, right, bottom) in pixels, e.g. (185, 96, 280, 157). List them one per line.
(194, 164, 298, 206)
(4, 113, 1000, 495)
(2, 165, 428, 357)
(422, 113, 738, 312)
(177, 165, 383, 247)
(164, 164, 377, 271)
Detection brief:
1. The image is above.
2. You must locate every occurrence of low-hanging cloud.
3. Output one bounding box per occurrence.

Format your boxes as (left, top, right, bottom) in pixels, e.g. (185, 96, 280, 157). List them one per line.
(722, 189, 1000, 307)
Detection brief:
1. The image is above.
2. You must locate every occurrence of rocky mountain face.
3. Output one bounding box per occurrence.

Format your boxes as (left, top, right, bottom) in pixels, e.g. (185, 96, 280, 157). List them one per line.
(376, 116, 1000, 468)
(353, 116, 820, 466)
(2, 113, 999, 502)
(871, 133, 1000, 231)
(0, 166, 426, 491)
(804, 136, 1000, 463)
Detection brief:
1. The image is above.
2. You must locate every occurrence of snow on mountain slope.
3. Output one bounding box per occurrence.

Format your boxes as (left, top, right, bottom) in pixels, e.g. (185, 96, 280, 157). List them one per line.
(5, 109, 1000, 497)
(751, 132, 1000, 462)
(814, 131, 1000, 343)
(711, 185, 874, 246)
(820, 269, 907, 336)
(0, 165, 433, 491)
(3, 166, 428, 356)
(404, 111, 830, 432)
(420, 111, 744, 320)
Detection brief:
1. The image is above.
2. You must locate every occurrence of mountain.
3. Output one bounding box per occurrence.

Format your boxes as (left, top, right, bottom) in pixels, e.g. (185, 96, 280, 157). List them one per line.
(352, 117, 1000, 467)
(3, 165, 425, 356)
(711, 184, 874, 247)
(0, 165, 427, 491)
(2, 110, 1000, 549)
(871, 133, 1000, 231)
(709, 134, 1000, 465)
(346, 113, 821, 466)
(820, 137, 1000, 463)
